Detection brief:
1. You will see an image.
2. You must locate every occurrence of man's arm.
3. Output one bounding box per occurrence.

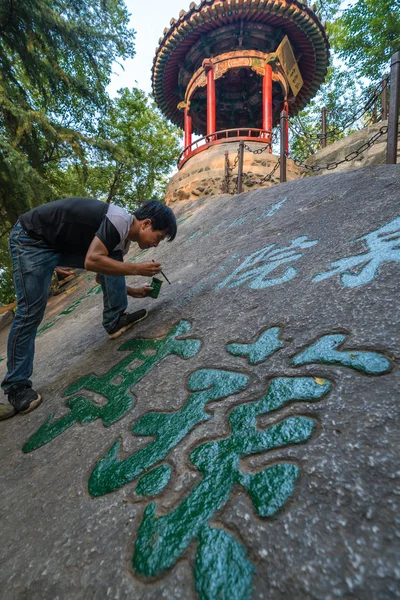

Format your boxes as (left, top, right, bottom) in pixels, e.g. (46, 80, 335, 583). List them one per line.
(84, 237, 161, 277)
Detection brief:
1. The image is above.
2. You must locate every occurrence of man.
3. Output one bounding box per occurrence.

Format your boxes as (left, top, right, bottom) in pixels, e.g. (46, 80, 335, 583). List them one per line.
(0, 197, 177, 420)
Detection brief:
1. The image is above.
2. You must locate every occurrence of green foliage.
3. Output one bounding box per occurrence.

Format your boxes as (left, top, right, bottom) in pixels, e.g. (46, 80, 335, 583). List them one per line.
(83, 88, 181, 211)
(313, 0, 342, 22)
(0, 0, 135, 227)
(290, 0, 398, 161)
(290, 67, 360, 161)
(0, 242, 14, 304)
(330, 0, 400, 80)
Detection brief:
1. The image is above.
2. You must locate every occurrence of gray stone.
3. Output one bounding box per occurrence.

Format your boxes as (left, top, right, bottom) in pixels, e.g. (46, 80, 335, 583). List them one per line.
(0, 310, 14, 332)
(305, 119, 400, 176)
(0, 165, 399, 599)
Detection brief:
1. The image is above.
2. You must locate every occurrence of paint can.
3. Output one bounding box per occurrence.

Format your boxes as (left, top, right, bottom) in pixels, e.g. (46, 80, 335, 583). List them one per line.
(148, 277, 163, 299)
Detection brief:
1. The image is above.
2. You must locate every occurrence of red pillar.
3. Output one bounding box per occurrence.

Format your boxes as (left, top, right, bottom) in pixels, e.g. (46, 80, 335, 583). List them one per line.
(184, 107, 192, 156)
(262, 63, 273, 149)
(204, 60, 216, 138)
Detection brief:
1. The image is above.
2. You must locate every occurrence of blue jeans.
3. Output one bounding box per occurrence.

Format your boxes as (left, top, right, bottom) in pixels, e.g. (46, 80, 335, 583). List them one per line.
(1, 222, 127, 394)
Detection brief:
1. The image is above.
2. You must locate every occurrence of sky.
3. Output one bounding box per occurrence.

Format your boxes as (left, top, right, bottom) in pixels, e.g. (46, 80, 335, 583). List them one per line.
(107, 0, 189, 97)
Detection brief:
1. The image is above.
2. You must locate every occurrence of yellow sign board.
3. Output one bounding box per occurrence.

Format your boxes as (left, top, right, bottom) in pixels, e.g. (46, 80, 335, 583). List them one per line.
(276, 35, 304, 96)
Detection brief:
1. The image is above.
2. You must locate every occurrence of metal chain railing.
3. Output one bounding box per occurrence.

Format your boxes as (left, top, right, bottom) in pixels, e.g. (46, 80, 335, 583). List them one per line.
(243, 143, 271, 154)
(290, 125, 389, 172)
(223, 147, 240, 194)
(293, 78, 390, 142)
(260, 158, 281, 182)
(227, 149, 280, 194)
(229, 148, 240, 171)
(225, 120, 394, 192)
(222, 152, 231, 194)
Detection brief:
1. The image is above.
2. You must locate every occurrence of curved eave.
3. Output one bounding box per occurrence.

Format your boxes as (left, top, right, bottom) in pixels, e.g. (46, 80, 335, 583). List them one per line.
(152, 0, 330, 129)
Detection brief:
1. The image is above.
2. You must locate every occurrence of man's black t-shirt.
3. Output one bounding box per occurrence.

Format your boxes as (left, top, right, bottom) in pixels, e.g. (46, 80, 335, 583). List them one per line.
(19, 197, 133, 267)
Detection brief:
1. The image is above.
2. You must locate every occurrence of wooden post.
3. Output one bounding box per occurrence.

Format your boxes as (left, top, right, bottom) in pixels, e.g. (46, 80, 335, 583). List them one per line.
(237, 140, 245, 194)
(381, 75, 389, 121)
(262, 63, 273, 148)
(387, 51, 400, 164)
(280, 109, 287, 183)
(284, 101, 289, 154)
(321, 106, 327, 148)
(224, 151, 230, 194)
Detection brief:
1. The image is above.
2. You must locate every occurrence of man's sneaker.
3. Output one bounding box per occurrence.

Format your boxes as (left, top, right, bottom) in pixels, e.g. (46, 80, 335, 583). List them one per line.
(0, 403, 17, 421)
(8, 386, 42, 414)
(107, 309, 148, 340)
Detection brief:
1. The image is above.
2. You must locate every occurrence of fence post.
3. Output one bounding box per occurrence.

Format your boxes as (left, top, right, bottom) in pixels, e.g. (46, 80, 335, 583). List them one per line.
(321, 106, 327, 148)
(223, 151, 230, 194)
(381, 75, 389, 121)
(387, 51, 400, 164)
(237, 140, 245, 194)
(280, 110, 287, 183)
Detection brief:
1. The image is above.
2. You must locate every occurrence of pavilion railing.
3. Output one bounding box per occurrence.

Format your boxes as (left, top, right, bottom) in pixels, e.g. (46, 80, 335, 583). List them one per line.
(177, 128, 271, 168)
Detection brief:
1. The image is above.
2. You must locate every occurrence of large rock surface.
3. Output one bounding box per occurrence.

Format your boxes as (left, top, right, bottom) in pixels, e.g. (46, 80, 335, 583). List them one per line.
(0, 165, 399, 600)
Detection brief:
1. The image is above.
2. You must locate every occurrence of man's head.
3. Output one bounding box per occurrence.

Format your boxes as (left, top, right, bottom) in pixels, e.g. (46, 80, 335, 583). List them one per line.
(130, 200, 177, 249)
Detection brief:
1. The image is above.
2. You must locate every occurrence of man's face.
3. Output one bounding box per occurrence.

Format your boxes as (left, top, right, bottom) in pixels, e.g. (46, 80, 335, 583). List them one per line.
(137, 219, 167, 249)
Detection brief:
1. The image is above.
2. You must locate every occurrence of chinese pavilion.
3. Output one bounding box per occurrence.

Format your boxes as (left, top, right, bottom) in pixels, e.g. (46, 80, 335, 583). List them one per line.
(152, 0, 330, 203)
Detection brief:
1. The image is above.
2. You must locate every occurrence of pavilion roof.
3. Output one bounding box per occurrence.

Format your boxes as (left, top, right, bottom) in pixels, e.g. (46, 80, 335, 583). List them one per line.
(152, 0, 330, 130)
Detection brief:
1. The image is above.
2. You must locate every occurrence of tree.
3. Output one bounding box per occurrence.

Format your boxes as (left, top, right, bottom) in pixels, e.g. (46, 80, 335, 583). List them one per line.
(330, 0, 400, 80)
(82, 88, 181, 211)
(290, 66, 361, 161)
(289, 0, 398, 161)
(0, 0, 136, 303)
(0, 0, 135, 232)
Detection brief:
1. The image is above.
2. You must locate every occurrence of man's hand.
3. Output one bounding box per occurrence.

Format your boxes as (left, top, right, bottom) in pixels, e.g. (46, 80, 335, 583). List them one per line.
(127, 284, 153, 298)
(133, 261, 161, 277)
(85, 237, 162, 278)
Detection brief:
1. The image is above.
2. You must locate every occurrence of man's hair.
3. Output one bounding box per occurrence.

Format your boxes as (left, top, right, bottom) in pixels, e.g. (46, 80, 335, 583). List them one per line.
(133, 200, 177, 241)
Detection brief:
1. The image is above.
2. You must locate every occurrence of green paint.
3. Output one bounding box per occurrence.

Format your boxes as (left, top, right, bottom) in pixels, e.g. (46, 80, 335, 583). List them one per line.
(37, 319, 57, 336)
(59, 284, 102, 316)
(188, 229, 203, 241)
(23, 321, 201, 453)
(128, 249, 149, 263)
(88, 369, 249, 496)
(227, 328, 284, 364)
(259, 196, 288, 218)
(177, 214, 193, 225)
(195, 526, 254, 600)
(184, 200, 288, 246)
(228, 210, 257, 229)
(239, 463, 299, 517)
(136, 465, 171, 497)
(133, 377, 330, 577)
(292, 334, 392, 374)
(0, 356, 5, 363)
(37, 283, 102, 337)
(148, 277, 163, 299)
(217, 236, 318, 290)
(177, 255, 239, 308)
(312, 216, 400, 287)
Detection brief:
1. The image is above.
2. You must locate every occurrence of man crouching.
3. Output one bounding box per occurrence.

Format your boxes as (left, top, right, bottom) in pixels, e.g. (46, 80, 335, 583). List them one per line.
(0, 197, 176, 420)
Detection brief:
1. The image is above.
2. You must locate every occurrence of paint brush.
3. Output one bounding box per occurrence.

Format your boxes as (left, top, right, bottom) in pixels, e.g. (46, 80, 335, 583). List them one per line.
(153, 259, 171, 285)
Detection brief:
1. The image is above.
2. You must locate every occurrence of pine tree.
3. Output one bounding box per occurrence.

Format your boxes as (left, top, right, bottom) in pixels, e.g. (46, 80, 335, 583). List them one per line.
(0, 0, 135, 230)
